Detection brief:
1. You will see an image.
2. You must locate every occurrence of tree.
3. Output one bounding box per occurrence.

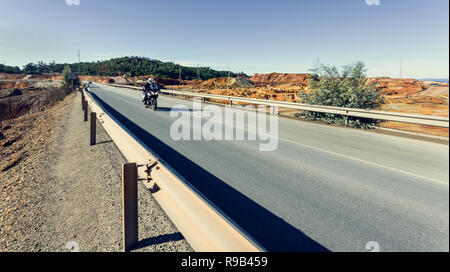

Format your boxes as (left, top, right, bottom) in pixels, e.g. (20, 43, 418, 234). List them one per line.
(49, 60, 56, 73)
(300, 62, 384, 128)
(22, 63, 39, 74)
(0, 64, 21, 74)
(62, 65, 80, 93)
(1, 57, 240, 79)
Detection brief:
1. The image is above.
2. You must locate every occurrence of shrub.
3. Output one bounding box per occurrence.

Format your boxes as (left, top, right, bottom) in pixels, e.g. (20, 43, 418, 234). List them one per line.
(62, 65, 80, 93)
(300, 62, 384, 128)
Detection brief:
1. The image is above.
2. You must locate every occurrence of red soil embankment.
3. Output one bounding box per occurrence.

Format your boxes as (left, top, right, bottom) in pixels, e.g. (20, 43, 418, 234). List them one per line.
(250, 73, 309, 85)
(0, 81, 30, 89)
(201, 77, 254, 89)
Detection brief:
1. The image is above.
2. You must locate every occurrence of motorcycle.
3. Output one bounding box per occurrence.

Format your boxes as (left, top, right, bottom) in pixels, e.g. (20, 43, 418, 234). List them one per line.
(142, 88, 158, 110)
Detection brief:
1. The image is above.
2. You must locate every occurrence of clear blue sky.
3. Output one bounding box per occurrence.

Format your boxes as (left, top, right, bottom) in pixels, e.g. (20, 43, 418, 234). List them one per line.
(0, 0, 448, 78)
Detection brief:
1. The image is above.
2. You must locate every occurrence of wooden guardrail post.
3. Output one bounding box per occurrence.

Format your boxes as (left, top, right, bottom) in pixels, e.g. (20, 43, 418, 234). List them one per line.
(81, 93, 85, 110)
(8, 98, 12, 119)
(90, 112, 96, 146)
(83, 101, 88, 122)
(122, 163, 138, 252)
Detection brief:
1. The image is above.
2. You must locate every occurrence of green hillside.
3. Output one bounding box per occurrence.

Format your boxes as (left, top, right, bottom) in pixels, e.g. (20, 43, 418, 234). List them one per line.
(1, 57, 238, 80)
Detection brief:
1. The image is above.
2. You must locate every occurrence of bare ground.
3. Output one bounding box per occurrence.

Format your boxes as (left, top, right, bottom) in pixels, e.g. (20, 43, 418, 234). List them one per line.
(0, 91, 192, 252)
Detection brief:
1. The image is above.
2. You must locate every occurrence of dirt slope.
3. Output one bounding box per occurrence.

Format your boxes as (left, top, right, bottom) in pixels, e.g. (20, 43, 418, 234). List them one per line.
(250, 73, 309, 85)
(201, 77, 254, 89)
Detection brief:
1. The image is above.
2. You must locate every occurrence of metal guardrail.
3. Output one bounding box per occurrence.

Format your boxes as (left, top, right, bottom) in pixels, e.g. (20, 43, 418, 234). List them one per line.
(105, 83, 450, 128)
(82, 87, 264, 252)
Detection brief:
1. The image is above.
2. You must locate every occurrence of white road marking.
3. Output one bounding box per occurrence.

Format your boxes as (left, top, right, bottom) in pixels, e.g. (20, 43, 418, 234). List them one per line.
(278, 137, 448, 186)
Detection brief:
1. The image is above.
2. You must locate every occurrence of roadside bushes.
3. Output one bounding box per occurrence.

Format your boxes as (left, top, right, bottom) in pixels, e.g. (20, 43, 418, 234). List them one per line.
(62, 65, 80, 94)
(300, 62, 384, 128)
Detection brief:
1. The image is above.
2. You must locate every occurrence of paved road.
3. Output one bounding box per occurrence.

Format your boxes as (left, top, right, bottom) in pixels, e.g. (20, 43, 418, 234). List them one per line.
(89, 83, 449, 252)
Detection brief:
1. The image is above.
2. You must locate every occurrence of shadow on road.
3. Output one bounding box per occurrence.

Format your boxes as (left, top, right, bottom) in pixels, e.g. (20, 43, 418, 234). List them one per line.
(90, 91, 329, 252)
(154, 107, 201, 112)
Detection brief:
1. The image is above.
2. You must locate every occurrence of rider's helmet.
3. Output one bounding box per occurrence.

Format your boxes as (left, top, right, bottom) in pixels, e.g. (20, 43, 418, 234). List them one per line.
(148, 78, 154, 84)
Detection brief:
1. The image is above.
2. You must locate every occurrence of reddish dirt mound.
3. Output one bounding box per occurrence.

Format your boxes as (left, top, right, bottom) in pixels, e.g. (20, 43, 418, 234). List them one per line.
(51, 75, 63, 81)
(0, 74, 62, 81)
(153, 77, 181, 86)
(182, 79, 203, 86)
(368, 78, 428, 96)
(110, 76, 131, 85)
(0, 74, 25, 80)
(0, 81, 30, 89)
(201, 77, 254, 89)
(250, 73, 309, 85)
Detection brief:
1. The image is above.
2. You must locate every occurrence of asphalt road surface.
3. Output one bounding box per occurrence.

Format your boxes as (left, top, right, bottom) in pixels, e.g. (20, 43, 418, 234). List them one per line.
(88, 83, 449, 252)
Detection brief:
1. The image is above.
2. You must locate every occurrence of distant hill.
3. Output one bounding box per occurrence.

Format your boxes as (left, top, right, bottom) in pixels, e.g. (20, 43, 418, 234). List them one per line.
(1, 57, 238, 81)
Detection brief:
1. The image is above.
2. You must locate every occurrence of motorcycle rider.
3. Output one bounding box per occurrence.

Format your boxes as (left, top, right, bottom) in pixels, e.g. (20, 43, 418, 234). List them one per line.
(142, 78, 160, 105)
